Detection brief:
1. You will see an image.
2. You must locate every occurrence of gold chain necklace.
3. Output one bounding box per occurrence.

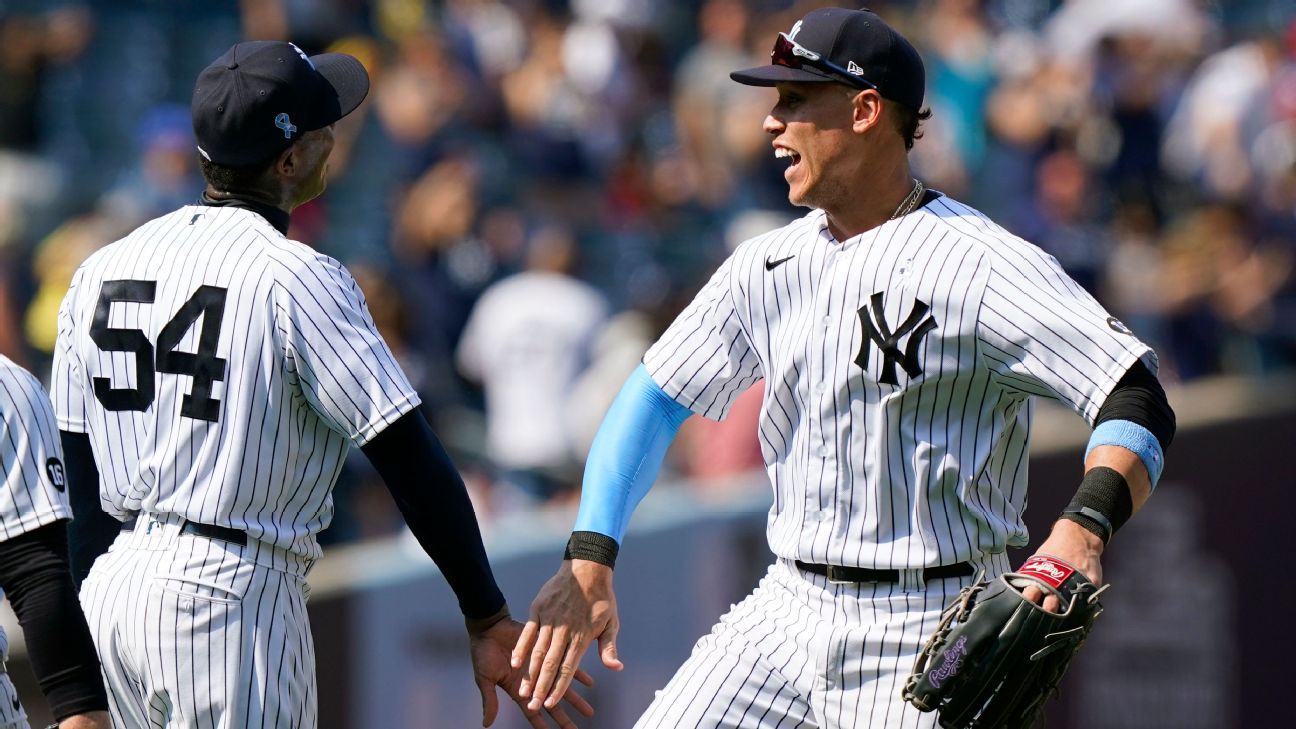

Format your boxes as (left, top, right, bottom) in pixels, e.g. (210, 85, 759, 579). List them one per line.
(890, 179, 925, 220)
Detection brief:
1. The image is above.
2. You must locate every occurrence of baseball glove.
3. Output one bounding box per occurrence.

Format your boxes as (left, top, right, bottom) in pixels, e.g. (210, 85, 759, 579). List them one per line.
(901, 555, 1107, 729)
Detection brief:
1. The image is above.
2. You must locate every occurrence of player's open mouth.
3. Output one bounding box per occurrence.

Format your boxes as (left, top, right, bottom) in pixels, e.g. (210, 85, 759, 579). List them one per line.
(775, 146, 801, 176)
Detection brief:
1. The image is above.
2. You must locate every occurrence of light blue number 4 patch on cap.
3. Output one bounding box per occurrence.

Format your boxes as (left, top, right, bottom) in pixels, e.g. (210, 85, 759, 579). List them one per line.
(274, 113, 297, 139)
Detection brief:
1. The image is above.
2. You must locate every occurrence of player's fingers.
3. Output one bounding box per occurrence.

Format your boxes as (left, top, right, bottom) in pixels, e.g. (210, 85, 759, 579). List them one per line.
(518, 703, 549, 729)
(1043, 594, 1061, 613)
(522, 624, 554, 698)
(512, 620, 540, 669)
(598, 619, 624, 671)
(544, 634, 591, 709)
(477, 679, 499, 727)
(1020, 584, 1044, 605)
(529, 629, 573, 711)
(545, 703, 580, 729)
(573, 667, 595, 688)
(561, 683, 596, 718)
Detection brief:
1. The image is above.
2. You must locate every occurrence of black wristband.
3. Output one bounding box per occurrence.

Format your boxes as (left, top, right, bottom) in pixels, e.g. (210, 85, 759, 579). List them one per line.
(1060, 509, 1113, 544)
(564, 531, 619, 568)
(1060, 466, 1134, 545)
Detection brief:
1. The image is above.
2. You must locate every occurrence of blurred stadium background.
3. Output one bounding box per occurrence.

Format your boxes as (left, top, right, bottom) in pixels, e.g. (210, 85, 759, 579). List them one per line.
(1, 0, 1293, 727)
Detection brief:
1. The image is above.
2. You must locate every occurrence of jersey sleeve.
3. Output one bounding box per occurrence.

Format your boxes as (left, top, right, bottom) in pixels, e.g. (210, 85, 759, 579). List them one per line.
(0, 365, 73, 542)
(976, 249, 1155, 424)
(642, 253, 761, 420)
(51, 267, 89, 434)
(272, 255, 421, 446)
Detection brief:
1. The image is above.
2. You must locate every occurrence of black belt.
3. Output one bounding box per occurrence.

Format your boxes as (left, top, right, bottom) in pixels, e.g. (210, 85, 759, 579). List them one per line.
(121, 516, 248, 546)
(795, 560, 973, 583)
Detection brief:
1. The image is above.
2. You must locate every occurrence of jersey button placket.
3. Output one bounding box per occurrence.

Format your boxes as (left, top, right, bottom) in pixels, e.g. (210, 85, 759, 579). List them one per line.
(802, 241, 836, 537)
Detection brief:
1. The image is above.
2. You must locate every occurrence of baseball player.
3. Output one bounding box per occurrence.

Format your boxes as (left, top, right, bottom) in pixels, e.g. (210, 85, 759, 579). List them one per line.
(0, 354, 109, 729)
(51, 42, 590, 729)
(511, 8, 1176, 728)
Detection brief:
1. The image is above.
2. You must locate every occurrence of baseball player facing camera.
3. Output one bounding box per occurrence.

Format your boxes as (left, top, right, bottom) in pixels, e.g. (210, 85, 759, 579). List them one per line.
(53, 41, 591, 729)
(512, 8, 1175, 729)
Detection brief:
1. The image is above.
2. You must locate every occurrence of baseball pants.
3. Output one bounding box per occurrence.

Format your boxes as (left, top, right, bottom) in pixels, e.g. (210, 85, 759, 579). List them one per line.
(634, 552, 1012, 729)
(80, 513, 316, 729)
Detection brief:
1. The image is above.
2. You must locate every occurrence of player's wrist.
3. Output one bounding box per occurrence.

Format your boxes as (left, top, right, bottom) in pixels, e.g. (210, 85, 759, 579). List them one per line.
(1048, 517, 1106, 556)
(49, 712, 111, 729)
(568, 557, 615, 585)
(464, 604, 511, 635)
(564, 531, 619, 569)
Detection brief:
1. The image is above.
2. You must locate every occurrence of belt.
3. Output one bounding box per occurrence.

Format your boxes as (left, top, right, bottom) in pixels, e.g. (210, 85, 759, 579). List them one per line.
(794, 560, 973, 584)
(121, 516, 248, 546)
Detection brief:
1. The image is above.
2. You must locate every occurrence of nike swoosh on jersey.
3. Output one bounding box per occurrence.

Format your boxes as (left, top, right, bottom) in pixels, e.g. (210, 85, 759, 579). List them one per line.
(765, 255, 795, 270)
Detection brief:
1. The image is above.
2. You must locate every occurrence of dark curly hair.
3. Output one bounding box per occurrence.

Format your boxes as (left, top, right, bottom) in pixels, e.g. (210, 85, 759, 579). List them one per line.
(198, 154, 278, 195)
(894, 105, 933, 151)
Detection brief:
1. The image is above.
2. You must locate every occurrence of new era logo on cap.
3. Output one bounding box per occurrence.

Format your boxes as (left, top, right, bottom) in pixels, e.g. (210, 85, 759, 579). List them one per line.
(730, 7, 926, 112)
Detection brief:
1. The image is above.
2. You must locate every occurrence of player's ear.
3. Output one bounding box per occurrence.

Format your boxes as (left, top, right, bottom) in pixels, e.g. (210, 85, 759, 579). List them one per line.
(274, 144, 299, 179)
(851, 89, 884, 135)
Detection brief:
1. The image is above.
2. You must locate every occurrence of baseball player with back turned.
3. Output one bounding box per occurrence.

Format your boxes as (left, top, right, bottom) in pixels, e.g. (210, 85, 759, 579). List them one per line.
(51, 42, 591, 729)
(512, 8, 1176, 728)
(0, 354, 109, 729)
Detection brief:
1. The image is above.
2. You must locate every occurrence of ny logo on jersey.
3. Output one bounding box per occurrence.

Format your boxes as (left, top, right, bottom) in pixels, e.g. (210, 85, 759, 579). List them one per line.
(855, 292, 937, 385)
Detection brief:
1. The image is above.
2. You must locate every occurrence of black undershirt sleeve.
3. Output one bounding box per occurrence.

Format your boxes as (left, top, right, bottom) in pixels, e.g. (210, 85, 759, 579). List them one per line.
(60, 430, 122, 587)
(361, 409, 507, 620)
(0, 520, 109, 721)
(1094, 359, 1176, 451)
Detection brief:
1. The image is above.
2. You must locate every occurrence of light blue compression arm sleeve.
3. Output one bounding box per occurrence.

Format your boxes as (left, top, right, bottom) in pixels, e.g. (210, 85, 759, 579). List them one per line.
(572, 364, 693, 543)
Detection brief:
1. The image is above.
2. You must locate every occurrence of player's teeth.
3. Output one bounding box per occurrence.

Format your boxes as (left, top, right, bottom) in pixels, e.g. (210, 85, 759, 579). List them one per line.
(776, 148, 793, 159)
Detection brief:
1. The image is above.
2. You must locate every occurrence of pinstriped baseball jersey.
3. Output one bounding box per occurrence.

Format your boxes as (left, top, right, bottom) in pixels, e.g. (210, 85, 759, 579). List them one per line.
(1, 354, 72, 541)
(643, 194, 1154, 570)
(51, 205, 419, 563)
(1, 354, 71, 729)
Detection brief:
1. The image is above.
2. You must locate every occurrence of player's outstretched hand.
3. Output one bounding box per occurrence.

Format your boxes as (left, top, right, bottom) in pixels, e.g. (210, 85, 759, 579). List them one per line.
(471, 615, 595, 728)
(511, 559, 623, 712)
(1020, 519, 1105, 613)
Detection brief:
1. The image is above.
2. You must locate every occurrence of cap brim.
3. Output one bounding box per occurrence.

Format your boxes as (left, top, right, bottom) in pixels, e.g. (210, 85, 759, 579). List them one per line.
(311, 53, 371, 125)
(730, 64, 839, 86)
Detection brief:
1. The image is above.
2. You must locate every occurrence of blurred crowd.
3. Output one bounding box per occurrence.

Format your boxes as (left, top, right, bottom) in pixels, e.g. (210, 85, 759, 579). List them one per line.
(1, 0, 1293, 543)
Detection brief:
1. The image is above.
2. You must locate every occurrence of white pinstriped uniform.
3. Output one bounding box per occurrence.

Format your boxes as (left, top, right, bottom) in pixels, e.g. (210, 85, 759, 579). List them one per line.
(51, 205, 419, 728)
(1, 355, 73, 729)
(635, 195, 1154, 728)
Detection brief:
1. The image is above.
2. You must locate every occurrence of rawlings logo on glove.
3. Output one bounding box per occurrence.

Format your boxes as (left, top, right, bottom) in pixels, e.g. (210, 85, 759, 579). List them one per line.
(901, 555, 1107, 729)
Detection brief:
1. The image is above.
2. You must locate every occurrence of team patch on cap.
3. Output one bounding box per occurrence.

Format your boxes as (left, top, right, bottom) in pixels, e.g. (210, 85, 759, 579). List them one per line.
(274, 113, 297, 139)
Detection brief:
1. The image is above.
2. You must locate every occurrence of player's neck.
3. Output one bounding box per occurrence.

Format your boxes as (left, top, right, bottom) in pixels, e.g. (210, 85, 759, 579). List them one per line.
(823, 159, 916, 241)
(201, 189, 291, 235)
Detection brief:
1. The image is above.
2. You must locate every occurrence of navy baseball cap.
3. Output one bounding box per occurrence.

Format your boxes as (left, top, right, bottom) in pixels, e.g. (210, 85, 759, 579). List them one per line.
(192, 41, 370, 167)
(731, 7, 925, 112)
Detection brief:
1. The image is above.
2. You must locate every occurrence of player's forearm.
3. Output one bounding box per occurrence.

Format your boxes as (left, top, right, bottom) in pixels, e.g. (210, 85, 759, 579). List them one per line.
(0, 521, 109, 720)
(59, 431, 121, 586)
(53, 711, 112, 729)
(1059, 360, 1175, 544)
(362, 409, 506, 620)
(1084, 445, 1152, 514)
(567, 364, 692, 566)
